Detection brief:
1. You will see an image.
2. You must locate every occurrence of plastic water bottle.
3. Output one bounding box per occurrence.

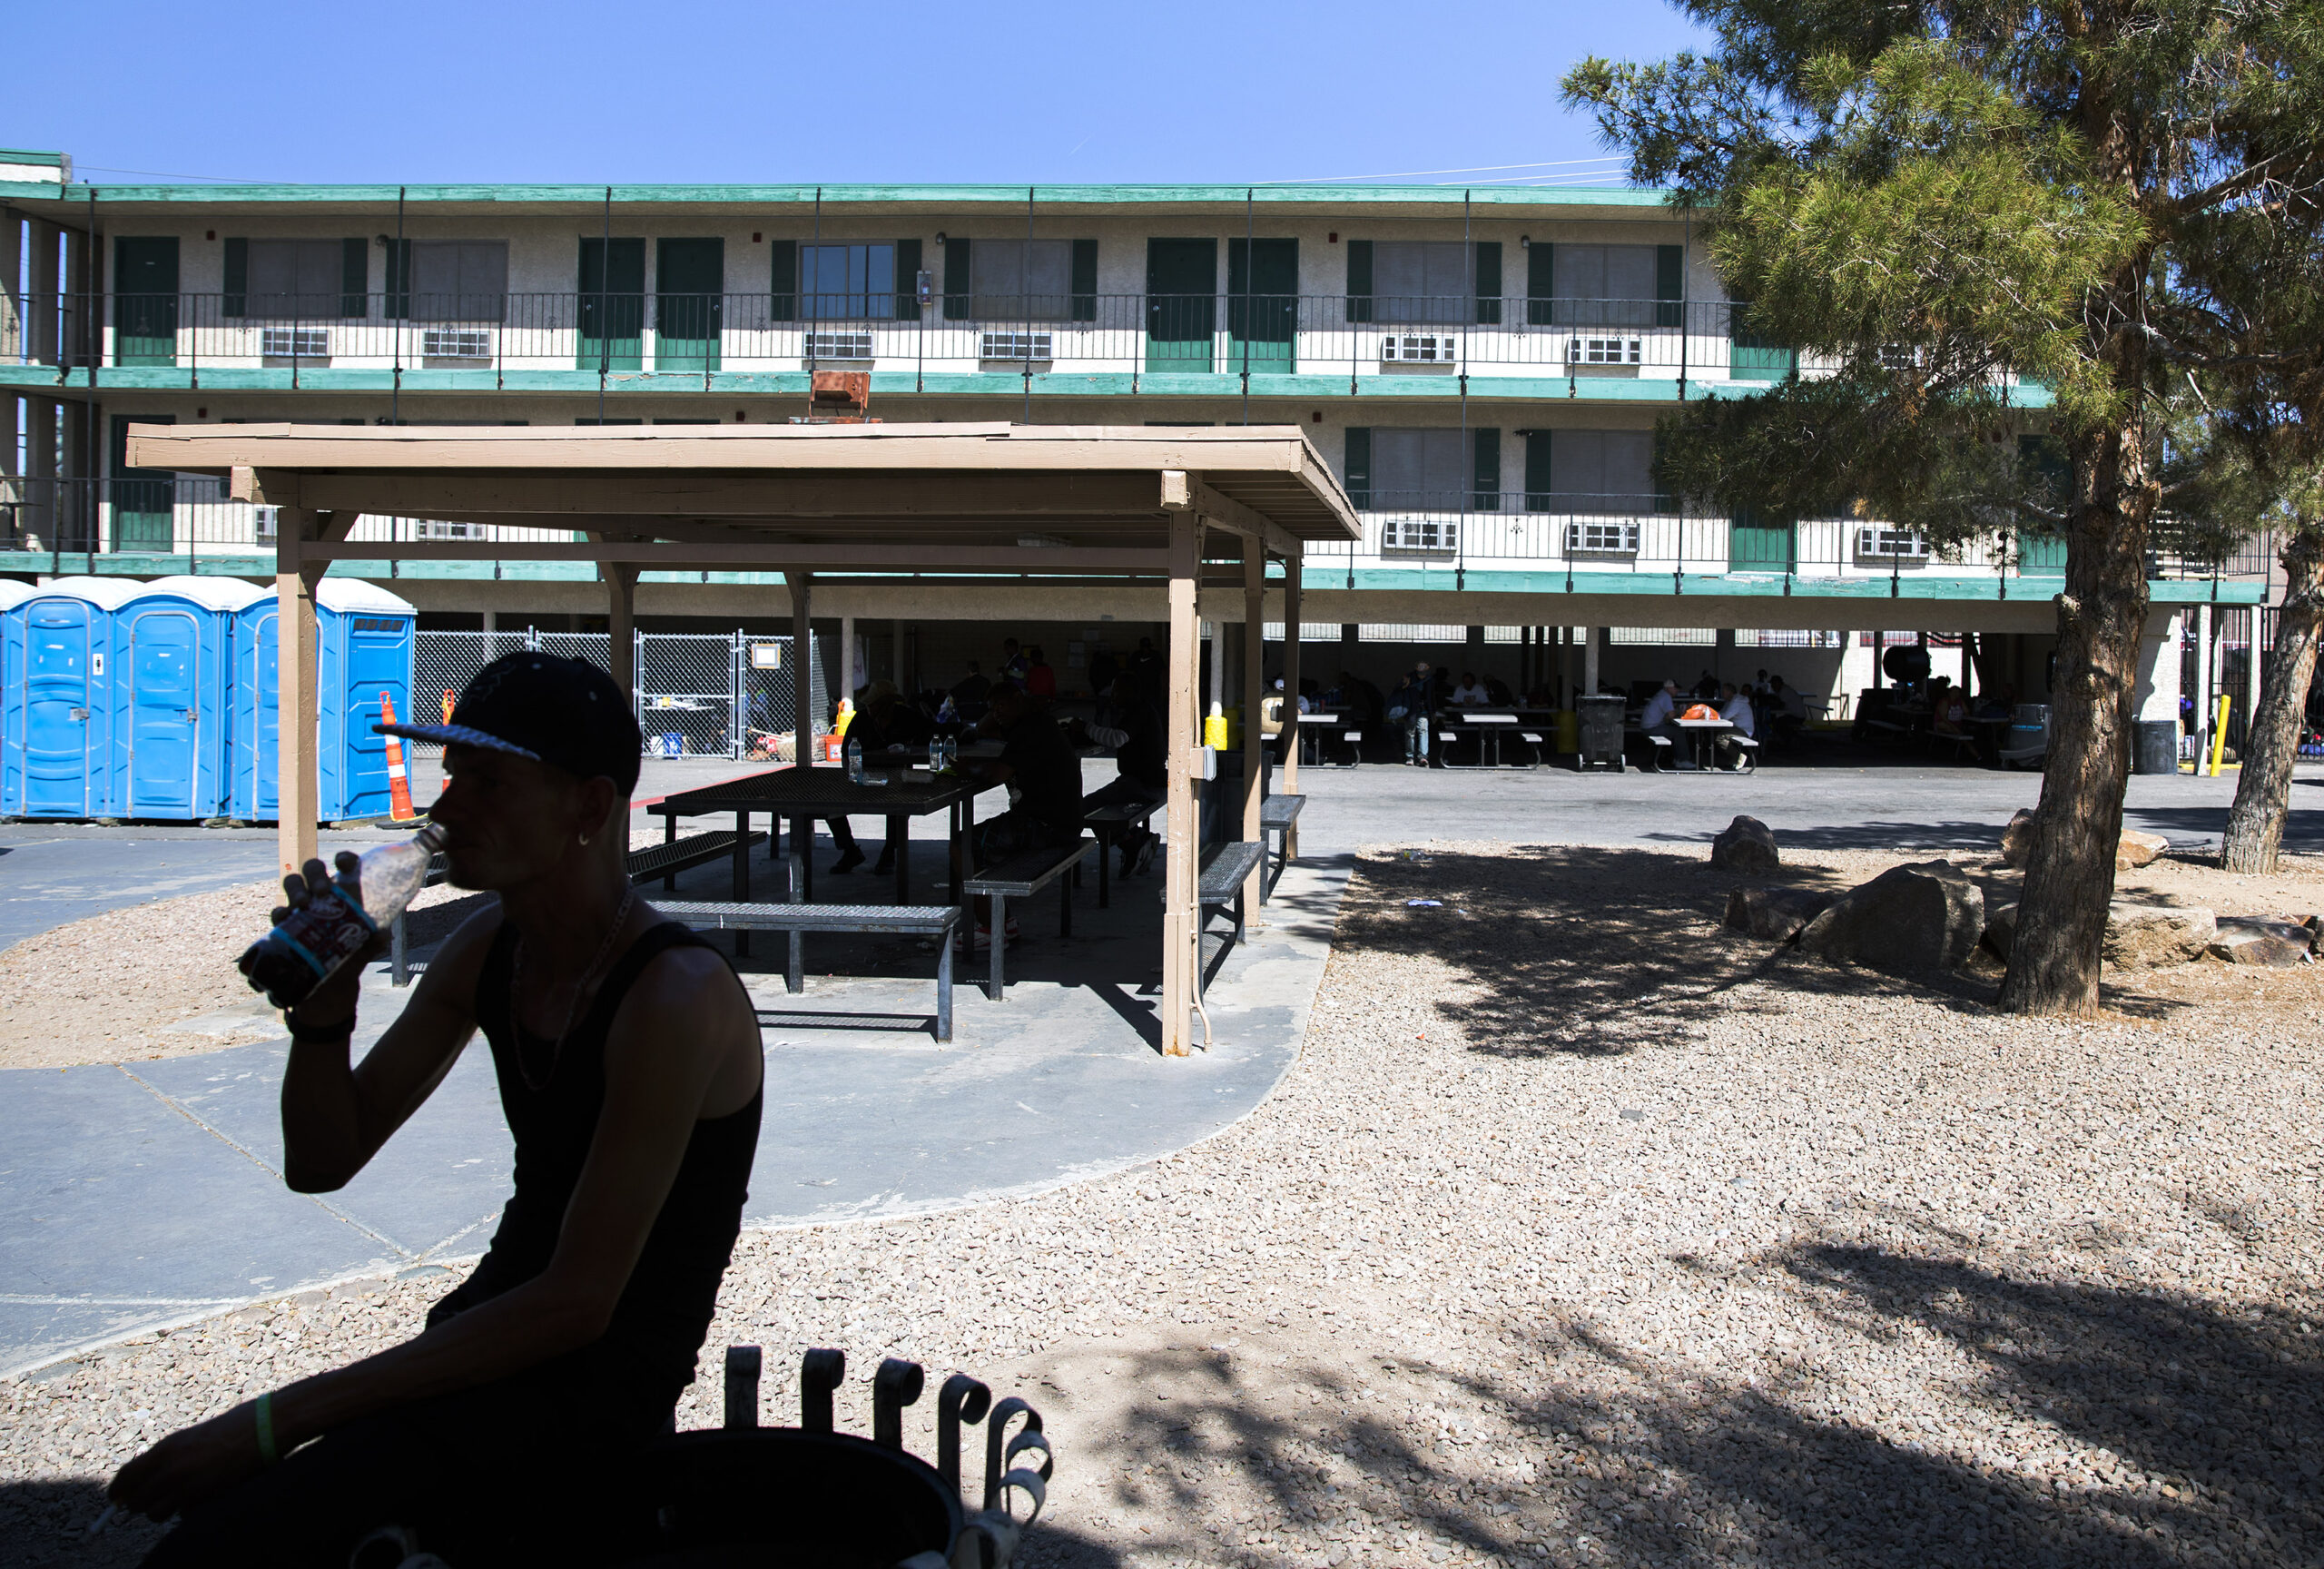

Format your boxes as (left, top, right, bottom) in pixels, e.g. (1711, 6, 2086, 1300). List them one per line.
(845, 735, 864, 784)
(239, 824, 448, 1009)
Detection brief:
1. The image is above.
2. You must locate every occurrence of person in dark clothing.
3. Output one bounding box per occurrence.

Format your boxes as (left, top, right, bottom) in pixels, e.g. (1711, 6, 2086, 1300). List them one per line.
(949, 661, 991, 722)
(1024, 646, 1058, 700)
(113, 655, 763, 1566)
(1082, 676, 1168, 876)
(954, 683, 1083, 946)
(1127, 636, 1163, 691)
(1087, 646, 1120, 724)
(828, 682, 936, 875)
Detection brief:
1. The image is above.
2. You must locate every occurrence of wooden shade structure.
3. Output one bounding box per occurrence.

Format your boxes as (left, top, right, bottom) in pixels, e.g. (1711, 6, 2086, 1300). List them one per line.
(129, 421, 1359, 1057)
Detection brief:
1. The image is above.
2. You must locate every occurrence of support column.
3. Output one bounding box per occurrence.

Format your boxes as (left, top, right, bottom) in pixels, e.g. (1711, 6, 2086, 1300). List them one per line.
(1281, 552, 1302, 816)
(1240, 538, 1265, 912)
(892, 617, 910, 691)
(275, 510, 359, 876)
(839, 611, 857, 704)
(606, 563, 639, 705)
(1582, 625, 1601, 696)
(2192, 605, 2214, 754)
(792, 573, 814, 764)
(1162, 513, 1200, 1057)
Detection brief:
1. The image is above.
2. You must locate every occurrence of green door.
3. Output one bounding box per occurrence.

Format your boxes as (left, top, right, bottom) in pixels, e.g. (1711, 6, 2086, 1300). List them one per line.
(113, 238, 179, 366)
(655, 238, 724, 371)
(1146, 239, 1216, 373)
(1226, 239, 1296, 374)
(109, 414, 175, 552)
(1728, 508, 1795, 570)
(578, 238, 645, 371)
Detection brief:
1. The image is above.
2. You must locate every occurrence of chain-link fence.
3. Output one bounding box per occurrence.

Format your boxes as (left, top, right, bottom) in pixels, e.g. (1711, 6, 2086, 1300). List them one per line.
(412, 628, 826, 760)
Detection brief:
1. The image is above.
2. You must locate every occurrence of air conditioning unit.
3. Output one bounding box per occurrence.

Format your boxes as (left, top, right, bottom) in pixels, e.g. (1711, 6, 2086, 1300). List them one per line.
(415, 518, 489, 540)
(1567, 336, 1642, 366)
(259, 326, 330, 359)
(1856, 525, 1931, 560)
(980, 331, 1054, 362)
(420, 327, 493, 359)
(1378, 517, 1460, 554)
(251, 505, 279, 543)
(804, 331, 874, 361)
(1379, 333, 1457, 364)
(1564, 519, 1641, 554)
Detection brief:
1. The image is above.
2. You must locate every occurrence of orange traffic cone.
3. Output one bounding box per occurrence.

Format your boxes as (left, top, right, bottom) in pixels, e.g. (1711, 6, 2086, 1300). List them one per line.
(378, 692, 418, 821)
(441, 688, 456, 725)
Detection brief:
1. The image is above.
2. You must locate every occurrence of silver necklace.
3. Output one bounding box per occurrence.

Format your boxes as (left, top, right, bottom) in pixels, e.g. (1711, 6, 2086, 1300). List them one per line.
(510, 884, 637, 1092)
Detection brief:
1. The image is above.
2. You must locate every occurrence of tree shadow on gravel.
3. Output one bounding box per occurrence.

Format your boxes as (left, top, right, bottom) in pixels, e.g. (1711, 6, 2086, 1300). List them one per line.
(1042, 1265, 2319, 1568)
(1341, 845, 2004, 1058)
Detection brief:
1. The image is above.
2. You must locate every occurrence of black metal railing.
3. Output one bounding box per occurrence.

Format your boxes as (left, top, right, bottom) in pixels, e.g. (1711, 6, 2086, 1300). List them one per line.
(10, 291, 1832, 386)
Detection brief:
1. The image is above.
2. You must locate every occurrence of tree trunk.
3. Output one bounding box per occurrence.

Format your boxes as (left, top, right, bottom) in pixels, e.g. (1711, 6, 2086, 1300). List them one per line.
(1997, 428, 2153, 1016)
(2221, 530, 2324, 874)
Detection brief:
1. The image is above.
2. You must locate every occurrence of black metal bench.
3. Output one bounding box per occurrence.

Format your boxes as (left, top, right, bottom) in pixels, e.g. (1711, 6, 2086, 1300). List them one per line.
(1256, 794, 1303, 904)
(963, 838, 1096, 1000)
(656, 900, 961, 1041)
(1080, 800, 1160, 909)
(1198, 840, 1266, 952)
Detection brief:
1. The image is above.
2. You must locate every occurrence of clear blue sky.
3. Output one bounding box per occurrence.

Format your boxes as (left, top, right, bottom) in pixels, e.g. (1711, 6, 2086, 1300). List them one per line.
(9, 0, 1706, 187)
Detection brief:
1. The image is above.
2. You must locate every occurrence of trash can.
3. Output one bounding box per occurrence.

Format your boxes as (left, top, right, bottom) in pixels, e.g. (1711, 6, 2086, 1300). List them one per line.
(2132, 717, 2179, 775)
(1578, 695, 1627, 773)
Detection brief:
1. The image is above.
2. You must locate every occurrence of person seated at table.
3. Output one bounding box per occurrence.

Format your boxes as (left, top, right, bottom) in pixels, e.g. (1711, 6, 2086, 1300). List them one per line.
(1718, 682, 1757, 769)
(1449, 671, 1490, 706)
(998, 637, 1031, 692)
(1483, 674, 1514, 706)
(956, 683, 1084, 948)
(1933, 683, 1973, 739)
(1640, 678, 1683, 744)
(1691, 669, 1722, 701)
(1024, 646, 1058, 701)
(1389, 665, 1436, 765)
(827, 683, 934, 876)
(1765, 675, 1809, 747)
(949, 661, 991, 723)
(1081, 675, 1167, 877)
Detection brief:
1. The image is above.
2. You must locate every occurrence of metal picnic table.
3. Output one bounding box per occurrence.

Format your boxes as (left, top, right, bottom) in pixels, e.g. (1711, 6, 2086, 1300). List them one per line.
(1670, 715, 1736, 772)
(647, 763, 980, 954)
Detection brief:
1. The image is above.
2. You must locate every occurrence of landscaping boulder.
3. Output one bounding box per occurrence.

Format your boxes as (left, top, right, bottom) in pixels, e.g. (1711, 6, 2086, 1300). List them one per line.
(2207, 917, 2314, 967)
(1793, 861, 1985, 973)
(2116, 829, 2170, 870)
(1711, 815, 1781, 874)
(2000, 810, 2038, 869)
(1984, 900, 2218, 969)
(1725, 886, 1839, 942)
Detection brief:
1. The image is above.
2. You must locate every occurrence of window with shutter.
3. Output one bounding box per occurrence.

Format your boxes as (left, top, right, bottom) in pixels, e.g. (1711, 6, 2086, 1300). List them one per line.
(1344, 240, 1373, 324)
(942, 237, 972, 320)
(964, 239, 1072, 320)
(1543, 430, 1656, 512)
(1070, 238, 1098, 322)
(800, 243, 896, 319)
(1473, 243, 1502, 326)
(769, 240, 798, 322)
(223, 238, 247, 318)
(1524, 430, 1554, 509)
(1472, 428, 1501, 511)
(1552, 244, 1657, 329)
(241, 240, 356, 321)
(1371, 429, 1466, 512)
(894, 238, 923, 321)
(1371, 242, 1468, 324)
(1656, 244, 1683, 328)
(340, 238, 368, 319)
(405, 241, 508, 322)
(1344, 427, 1371, 508)
(1526, 243, 1554, 327)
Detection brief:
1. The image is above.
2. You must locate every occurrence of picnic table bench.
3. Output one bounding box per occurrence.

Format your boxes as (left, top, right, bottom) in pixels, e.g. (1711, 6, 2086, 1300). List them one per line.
(1080, 799, 1159, 908)
(963, 837, 1096, 999)
(654, 899, 960, 1041)
(1257, 794, 1303, 904)
(388, 830, 768, 985)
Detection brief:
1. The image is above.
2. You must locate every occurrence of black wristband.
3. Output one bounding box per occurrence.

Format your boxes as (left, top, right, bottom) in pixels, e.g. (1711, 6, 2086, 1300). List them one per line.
(287, 1012, 356, 1045)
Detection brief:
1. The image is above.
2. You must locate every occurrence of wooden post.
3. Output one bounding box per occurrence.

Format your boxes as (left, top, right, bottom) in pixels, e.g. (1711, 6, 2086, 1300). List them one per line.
(274, 509, 359, 876)
(1240, 537, 1265, 912)
(792, 572, 814, 764)
(839, 611, 856, 705)
(606, 562, 639, 705)
(1162, 512, 1200, 1057)
(1281, 552, 1302, 836)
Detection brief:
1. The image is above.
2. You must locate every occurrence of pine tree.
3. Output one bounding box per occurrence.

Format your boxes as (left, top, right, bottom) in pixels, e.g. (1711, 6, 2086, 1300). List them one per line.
(1567, 0, 2324, 1013)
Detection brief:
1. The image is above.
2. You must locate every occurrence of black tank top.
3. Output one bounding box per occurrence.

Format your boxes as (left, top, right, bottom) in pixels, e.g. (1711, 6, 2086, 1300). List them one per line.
(431, 920, 762, 1403)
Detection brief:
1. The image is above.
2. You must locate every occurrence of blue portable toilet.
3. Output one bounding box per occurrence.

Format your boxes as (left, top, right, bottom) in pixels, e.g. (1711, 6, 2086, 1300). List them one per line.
(113, 576, 263, 821)
(2, 577, 141, 819)
(233, 579, 417, 823)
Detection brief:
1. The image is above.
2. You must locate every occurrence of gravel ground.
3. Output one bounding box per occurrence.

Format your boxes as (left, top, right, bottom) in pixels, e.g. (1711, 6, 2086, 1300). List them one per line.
(5, 840, 2321, 1569)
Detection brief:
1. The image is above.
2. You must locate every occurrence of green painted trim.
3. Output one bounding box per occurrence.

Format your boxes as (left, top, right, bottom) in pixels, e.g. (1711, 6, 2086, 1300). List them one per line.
(0, 179, 1679, 212)
(0, 150, 67, 165)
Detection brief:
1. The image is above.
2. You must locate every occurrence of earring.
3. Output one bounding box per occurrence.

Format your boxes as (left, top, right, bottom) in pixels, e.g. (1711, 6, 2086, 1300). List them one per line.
(578, 831, 592, 847)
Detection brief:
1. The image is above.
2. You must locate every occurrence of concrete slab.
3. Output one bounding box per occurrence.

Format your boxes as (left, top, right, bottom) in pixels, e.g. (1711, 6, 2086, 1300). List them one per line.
(0, 837, 281, 951)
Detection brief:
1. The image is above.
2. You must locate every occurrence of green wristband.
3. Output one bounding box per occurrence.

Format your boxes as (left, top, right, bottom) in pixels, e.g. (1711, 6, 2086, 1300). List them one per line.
(254, 1391, 279, 1464)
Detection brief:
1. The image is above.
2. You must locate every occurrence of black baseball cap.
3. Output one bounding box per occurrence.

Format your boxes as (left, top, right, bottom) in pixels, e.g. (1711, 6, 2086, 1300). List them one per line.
(378, 652, 643, 795)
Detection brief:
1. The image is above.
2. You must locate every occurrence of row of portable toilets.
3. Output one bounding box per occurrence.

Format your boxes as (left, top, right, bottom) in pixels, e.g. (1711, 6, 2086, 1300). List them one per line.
(0, 576, 417, 823)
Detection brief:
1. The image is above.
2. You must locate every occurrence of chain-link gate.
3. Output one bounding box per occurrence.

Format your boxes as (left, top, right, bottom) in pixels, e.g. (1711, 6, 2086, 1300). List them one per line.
(412, 628, 826, 761)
